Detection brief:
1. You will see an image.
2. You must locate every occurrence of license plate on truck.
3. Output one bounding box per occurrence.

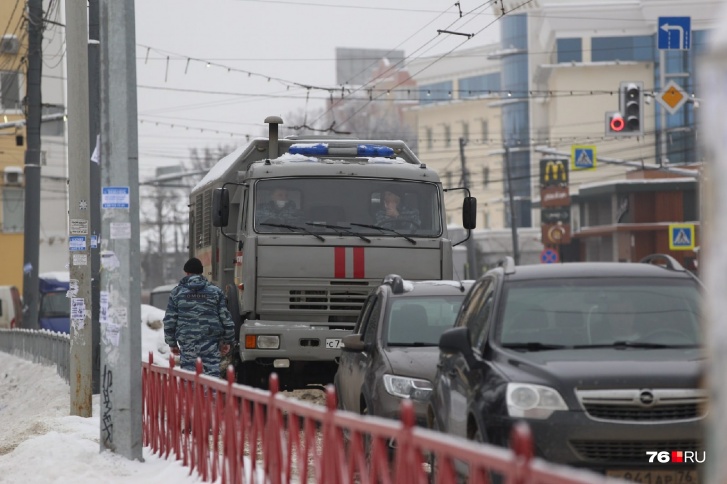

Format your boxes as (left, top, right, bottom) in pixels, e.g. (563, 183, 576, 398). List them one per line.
(325, 338, 342, 349)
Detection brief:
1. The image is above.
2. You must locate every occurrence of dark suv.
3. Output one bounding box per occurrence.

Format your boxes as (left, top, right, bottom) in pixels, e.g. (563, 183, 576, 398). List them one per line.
(335, 275, 473, 425)
(428, 255, 704, 481)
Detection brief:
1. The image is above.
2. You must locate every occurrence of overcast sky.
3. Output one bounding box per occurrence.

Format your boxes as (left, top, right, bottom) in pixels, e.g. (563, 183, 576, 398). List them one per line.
(132, 0, 501, 179)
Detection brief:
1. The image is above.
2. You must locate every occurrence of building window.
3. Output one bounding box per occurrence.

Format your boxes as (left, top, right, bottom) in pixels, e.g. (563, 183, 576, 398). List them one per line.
(2, 187, 24, 232)
(41, 105, 65, 137)
(445, 171, 453, 187)
(462, 122, 469, 143)
(591, 35, 654, 62)
(0, 71, 20, 110)
(557, 38, 582, 63)
(502, 14, 527, 50)
(425, 127, 433, 150)
(481, 120, 489, 142)
(458, 73, 500, 98)
(444, 124, 451, 148)
(483, 166, 490, 187)
(419, 80, 453, 105)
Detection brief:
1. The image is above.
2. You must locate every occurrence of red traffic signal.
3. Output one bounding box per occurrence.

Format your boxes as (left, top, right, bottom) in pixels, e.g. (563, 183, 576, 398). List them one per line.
(610, 113, 625, 132)
(605, 111, 629, 137)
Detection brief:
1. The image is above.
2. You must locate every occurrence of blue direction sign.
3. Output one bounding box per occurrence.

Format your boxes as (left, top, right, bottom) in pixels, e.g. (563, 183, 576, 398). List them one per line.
(658, 17, 691, 50)
(668, 223, 695, 251)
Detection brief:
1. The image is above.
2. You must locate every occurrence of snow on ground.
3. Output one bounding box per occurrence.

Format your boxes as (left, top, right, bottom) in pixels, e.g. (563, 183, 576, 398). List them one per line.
(0, 303, 324, 481)
(0, 304, 195, 482)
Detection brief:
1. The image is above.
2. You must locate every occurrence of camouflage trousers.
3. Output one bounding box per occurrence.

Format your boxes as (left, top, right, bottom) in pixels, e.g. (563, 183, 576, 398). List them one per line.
(178, 339, 222, 377)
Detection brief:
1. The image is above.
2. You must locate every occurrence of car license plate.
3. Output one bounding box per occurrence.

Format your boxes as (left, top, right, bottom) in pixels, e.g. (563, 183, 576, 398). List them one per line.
(325, 338, 342, 349)
(606, 469, 699, 483)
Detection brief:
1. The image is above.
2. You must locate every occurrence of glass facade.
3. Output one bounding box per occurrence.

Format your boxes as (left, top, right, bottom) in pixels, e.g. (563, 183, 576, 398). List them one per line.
(500, 14, 531, 227)
(557, 38, 582, 63)
(458, 73, 500, 98)
(419, 80, 453, 105)
(591, 35, 654, 62)
(654, 29, 708, 165)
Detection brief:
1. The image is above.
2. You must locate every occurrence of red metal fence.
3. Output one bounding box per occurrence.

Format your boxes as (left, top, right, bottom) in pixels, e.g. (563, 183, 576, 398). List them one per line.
(142, 353, 611, 484)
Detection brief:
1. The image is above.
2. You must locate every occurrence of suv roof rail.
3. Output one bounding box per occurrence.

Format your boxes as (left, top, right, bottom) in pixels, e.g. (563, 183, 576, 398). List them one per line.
(639, 254, 686, 272)
(382, 274, 406, 294)
(496, 256, 516, 275)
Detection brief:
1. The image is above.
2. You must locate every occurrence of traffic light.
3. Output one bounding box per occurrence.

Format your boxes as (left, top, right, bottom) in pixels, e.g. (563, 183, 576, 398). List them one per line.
(605, 111, 627, 137)
(605, 82, 644, 137)
(620, 81, 643, 136)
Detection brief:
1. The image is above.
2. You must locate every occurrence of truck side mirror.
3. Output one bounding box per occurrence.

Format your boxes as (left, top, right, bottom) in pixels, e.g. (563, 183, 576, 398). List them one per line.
(212, 187, 230, 227)
(463, 196, 477, 230)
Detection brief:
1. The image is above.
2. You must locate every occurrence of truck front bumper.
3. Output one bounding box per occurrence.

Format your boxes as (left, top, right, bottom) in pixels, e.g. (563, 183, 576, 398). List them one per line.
(239, 320, 351, 362)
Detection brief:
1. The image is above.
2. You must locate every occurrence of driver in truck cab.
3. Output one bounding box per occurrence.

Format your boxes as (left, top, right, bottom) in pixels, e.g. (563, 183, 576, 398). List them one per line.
(375, 186, 420, 229)
(256, 186, 303, 225)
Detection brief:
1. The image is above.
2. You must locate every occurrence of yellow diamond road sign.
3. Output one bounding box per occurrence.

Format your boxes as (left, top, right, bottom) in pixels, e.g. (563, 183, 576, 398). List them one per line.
(658, 80, 688, 115)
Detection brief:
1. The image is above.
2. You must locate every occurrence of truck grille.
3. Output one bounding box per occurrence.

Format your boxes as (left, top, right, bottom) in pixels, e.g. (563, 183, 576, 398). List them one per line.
(570, 440, 700, 462)
(259, 278, 372, 318)
(576, 389, 707, 422)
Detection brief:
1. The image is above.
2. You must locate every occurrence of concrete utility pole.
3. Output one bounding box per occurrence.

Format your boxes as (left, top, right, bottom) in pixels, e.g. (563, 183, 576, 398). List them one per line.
(459, 138, 479, 279)
(504, 147, 520, 265)
(699, 23, 727, 484)
(99, 0, 142, 459)
(88, 0, 102, 394)
(65, 0, 92, 417)
(22, 0, 43, 330)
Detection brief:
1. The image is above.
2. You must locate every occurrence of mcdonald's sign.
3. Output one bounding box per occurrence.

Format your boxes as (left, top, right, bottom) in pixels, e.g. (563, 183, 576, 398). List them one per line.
(540, 159, 568, 187)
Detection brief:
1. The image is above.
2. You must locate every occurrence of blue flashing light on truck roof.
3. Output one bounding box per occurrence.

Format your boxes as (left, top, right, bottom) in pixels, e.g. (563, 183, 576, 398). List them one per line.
(289, 143, 395, 158)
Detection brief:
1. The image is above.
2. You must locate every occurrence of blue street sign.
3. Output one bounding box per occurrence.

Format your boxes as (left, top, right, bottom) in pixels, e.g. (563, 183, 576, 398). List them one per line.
(658, 17, 691, 50)
(571, 145, 597, 171)
(541, 248, 559, 264)
(668, 223, 695, 251)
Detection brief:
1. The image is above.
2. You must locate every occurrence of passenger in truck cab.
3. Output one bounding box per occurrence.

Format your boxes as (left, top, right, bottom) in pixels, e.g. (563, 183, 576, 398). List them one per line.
(375, 187, 421, 230)
(256, 186, 303, 225)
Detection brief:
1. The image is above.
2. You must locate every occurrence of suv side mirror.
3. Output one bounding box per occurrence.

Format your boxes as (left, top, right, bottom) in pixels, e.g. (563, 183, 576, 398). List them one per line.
(342, 333, 366, 352)
(463, 197, 477, 230)
(212, 187, 230, 227)
(439, 326, 472, 357)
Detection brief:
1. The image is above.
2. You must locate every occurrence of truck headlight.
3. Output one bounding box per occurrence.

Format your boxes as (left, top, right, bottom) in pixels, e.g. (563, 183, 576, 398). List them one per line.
(383, 374, 432, 401)
(506, 383, 568, 419)
(245, 335, 280, 349)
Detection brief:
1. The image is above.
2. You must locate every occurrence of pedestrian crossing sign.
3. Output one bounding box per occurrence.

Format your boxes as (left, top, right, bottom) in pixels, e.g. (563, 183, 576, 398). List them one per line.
(668, 223, 695, 251)
(571, 145, 597, 171)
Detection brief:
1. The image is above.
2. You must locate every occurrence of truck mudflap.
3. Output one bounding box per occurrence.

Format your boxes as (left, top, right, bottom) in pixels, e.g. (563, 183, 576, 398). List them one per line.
(239, 320, 352, 362)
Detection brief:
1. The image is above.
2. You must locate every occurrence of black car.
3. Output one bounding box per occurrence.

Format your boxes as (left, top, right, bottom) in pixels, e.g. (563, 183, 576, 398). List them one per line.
(428, 255, 704, 481)
(335, 275, 473, 425)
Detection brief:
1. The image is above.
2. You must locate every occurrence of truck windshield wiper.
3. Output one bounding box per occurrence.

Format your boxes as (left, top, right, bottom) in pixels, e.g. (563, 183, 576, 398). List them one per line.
(350, 222, 416, 245)
(306, 222, 371, 243)
(501, 342, 569, 351)
(574, 341, 697, 349)
(260, 223, 325, 242)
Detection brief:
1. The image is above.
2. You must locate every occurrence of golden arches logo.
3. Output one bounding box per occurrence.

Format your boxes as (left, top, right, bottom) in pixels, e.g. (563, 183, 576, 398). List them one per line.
(543, 161, 567, 183)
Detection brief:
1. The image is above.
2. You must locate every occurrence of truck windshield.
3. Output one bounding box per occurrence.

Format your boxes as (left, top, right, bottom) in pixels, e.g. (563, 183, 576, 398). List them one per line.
(40, 291, 70, 319)
(254, 178, 442, 237)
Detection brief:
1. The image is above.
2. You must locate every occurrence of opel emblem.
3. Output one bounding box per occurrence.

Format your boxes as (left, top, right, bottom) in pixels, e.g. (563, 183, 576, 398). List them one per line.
(639, 390, 655, 406)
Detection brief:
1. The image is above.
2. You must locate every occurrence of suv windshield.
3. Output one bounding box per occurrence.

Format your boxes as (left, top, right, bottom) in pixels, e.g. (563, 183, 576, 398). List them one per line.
(386, 295, 465, 346)
(254, 178, 441, 237)
(496, 278, 701, 348)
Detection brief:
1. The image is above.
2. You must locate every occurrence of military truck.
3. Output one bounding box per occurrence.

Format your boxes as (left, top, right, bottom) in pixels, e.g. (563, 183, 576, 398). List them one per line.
(191, 116, 475, 389)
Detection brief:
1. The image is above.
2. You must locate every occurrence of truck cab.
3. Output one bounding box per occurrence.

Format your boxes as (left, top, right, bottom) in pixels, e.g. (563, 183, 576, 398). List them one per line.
(191, 117, 475, 389)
